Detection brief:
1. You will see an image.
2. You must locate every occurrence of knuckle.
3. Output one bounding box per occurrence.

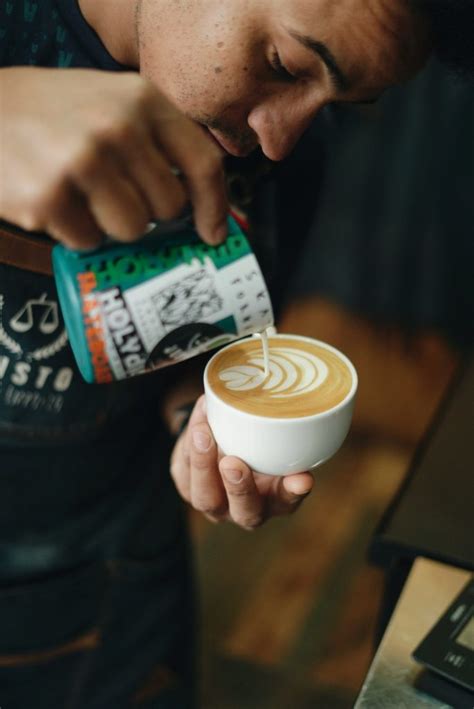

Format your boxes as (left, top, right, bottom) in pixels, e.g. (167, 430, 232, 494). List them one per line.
(128, 207, 150, 231)
(114, 219, 148, 242)
(286, 502, 300, 517)
(156, 191, 187, 221)
(17, 210, 43, 232)
(42, 176, 68, 211)
(69, 139, 105, 180)
(226, 483, 252, 498)
(47, 227, 78, 249)
(109, 120, 137, 147)
(169, 458, 181, 482)
(127, 73, 153, 105)
(80, 107, 137, 155)
(170, 467, 190, 502)
(175, 483, 191, 504)
(238, 515, 263, 530)
(192, 455, 214, 473)
(192, 424, 215, 449)
(288, 495, 305, 510)
(92, 119, 135, 151)
(109, 203, 150, 241)
(19, 182, 60, 230)
(193, 499, 226, 517)
(158, 204, 183, 221)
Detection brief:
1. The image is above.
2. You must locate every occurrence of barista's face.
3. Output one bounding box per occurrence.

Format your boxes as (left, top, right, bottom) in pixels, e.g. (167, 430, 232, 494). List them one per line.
(137, 0, 430, 160)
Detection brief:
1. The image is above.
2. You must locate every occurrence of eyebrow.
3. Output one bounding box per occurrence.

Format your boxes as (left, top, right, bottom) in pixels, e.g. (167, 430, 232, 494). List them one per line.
(288, 30, 351, 93)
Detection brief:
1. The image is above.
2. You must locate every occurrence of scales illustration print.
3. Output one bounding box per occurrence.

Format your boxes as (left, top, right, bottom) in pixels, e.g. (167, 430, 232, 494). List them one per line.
(9, 293, 59, 335)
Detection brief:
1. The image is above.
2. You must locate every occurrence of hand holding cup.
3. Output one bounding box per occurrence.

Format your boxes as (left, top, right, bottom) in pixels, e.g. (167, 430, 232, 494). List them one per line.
(170, 395, 314, 530)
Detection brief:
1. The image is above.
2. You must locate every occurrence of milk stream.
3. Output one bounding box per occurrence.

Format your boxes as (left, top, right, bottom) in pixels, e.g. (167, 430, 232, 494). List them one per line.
(259, 328, 270, 379)
(218, 329, 330, 399)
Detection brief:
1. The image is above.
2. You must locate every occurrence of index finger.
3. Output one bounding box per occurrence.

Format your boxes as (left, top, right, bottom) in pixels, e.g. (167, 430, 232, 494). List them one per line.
(182, 395, 208, 453)
(219, 456, 264, 530)
(150, 107, 228, 245)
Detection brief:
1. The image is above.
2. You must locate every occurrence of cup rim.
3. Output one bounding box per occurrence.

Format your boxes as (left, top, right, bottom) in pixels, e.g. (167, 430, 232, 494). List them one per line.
(203, 333, 358, 422)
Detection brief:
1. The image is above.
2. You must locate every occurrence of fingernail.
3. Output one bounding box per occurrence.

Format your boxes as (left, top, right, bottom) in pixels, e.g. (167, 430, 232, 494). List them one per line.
(284, 475, 314, 497)
(201, 397, 207, 415)
(289, 492, 310, 505)
(193, 431, 211, 452)
(222, 468, 243, 483)
(213, 221, 228, 243)
(288, 488, 311, 502)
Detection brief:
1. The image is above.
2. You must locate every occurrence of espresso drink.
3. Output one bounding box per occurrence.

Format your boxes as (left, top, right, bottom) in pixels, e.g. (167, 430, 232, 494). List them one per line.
(207, 336, 353, 418)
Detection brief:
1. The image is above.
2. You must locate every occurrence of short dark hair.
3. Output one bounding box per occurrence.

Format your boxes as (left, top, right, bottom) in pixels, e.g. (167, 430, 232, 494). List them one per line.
(413, 1, 474, 76)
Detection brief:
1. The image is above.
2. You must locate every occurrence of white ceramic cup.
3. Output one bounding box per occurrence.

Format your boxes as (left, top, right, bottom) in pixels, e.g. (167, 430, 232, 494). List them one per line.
(204, 333, 358, 476)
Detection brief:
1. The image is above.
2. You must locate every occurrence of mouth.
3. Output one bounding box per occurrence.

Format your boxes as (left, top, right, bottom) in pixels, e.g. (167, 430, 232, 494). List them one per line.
(206, 127, 255, 158)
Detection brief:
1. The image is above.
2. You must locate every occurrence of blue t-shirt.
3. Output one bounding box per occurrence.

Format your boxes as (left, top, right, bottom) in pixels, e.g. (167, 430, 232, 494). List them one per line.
(0, 1, 176, 573)
(0, 0, 126, 69)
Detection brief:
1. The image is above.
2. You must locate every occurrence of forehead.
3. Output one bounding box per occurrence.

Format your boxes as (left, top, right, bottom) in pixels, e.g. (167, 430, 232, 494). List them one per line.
(274, 0, 430, 91)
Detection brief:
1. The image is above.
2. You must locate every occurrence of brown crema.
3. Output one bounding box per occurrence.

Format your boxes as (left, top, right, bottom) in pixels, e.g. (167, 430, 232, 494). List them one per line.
(207, 336, 353, 418)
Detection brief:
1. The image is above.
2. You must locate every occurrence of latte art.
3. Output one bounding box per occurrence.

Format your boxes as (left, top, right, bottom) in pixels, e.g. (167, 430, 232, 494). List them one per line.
(207, 335, 353, 418)
(219, 347, 329, 398)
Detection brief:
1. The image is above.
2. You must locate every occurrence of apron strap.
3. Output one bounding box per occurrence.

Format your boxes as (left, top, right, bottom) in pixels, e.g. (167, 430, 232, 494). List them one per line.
(0, 221, 53, 276)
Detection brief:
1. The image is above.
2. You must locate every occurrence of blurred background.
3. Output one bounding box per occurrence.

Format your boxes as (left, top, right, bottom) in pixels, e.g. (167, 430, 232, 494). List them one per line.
(193, 58, 473, 708)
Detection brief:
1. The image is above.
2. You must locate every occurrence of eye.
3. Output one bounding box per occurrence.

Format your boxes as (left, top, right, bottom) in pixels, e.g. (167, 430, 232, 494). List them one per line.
(353, 98, 379, 106)
(331, 97, 380, 109)
(270, 50, 296, 83)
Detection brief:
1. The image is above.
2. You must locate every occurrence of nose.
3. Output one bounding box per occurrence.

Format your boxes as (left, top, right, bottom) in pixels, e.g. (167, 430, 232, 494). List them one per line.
(247, 96, 325, 161)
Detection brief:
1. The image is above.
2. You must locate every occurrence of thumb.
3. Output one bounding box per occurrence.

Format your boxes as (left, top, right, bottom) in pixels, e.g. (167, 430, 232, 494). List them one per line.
(281, 472, 314, 504)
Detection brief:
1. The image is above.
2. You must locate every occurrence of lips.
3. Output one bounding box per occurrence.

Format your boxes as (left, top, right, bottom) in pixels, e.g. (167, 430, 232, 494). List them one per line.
(207, 128, 255, 158)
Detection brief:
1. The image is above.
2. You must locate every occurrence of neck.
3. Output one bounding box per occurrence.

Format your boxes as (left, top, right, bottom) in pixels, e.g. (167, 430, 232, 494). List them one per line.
(78, 0, 139, 67)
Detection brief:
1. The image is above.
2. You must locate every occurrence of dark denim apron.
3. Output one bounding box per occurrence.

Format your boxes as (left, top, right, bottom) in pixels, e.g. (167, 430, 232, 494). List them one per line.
(0, 264, 196, 708)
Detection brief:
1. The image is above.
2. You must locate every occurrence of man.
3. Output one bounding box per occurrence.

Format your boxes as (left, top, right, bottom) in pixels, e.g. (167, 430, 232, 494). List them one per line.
(0, 1, 472, 706)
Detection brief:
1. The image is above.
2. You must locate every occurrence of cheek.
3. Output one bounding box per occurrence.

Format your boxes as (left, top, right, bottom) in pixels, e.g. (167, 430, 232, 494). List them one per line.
(140, 50, 210, 114)
(139, 22, 259, 121)
(170, 58, 258, 121)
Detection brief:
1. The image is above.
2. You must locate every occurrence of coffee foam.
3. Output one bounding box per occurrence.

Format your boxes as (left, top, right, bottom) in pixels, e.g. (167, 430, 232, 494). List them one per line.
(207, 336, 353, 418)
